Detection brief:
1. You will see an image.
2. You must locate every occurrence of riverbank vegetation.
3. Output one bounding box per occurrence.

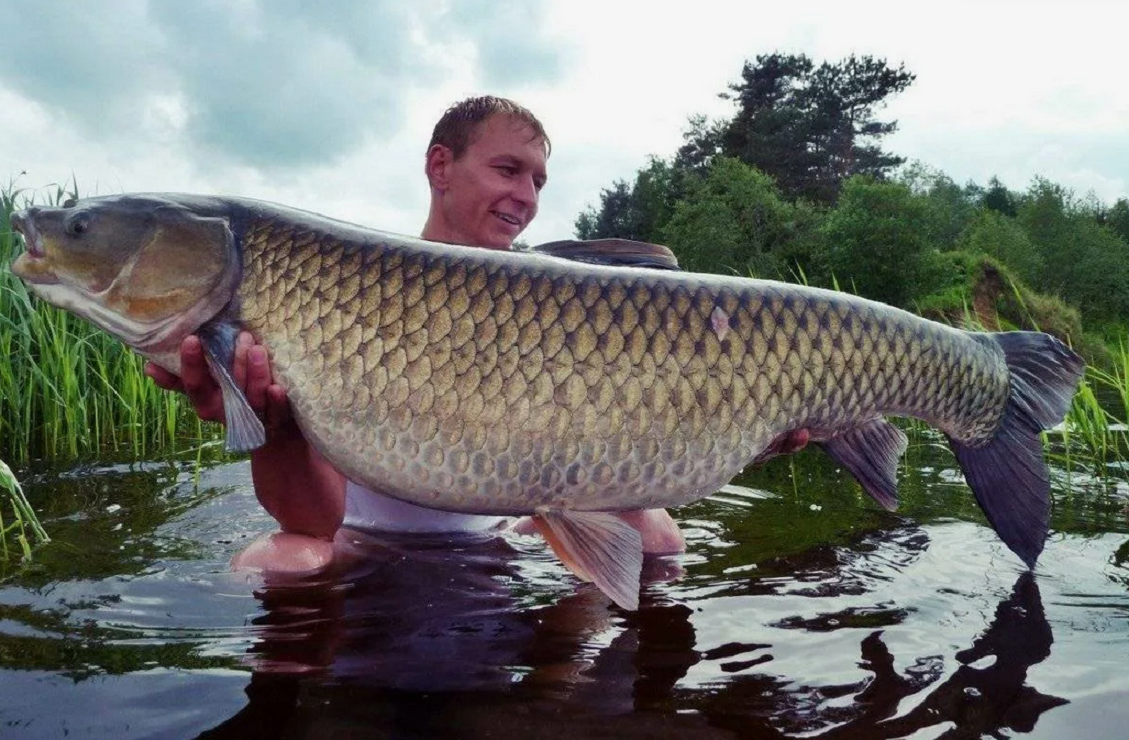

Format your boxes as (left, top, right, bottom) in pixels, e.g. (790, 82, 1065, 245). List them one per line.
(578, 53, 1129, 482)
(577, 53, 1129, 359)
(1, 183, 211, 559)
(0, 458, 46, 564)
(577, 52, 1129, 453)
(1, 183, 207, 468)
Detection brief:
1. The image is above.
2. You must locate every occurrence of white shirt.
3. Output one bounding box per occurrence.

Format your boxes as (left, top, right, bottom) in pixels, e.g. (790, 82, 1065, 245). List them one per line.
(342, 479, 508, 534)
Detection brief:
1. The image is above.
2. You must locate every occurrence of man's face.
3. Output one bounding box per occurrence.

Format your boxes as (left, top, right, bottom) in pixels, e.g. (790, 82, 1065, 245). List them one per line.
(429, 114, 548, 249)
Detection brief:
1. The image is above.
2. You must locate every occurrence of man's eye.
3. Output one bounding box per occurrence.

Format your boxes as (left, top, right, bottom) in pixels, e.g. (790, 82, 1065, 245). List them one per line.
(497, 165, 518, 176)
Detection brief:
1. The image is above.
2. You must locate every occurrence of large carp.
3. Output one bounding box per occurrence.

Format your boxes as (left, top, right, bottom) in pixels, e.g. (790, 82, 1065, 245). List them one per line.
(10, 194, 1084, 608)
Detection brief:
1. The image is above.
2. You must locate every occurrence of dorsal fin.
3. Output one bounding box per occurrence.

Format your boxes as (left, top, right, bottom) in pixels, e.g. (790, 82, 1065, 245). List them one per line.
(526, 238, 680, 271)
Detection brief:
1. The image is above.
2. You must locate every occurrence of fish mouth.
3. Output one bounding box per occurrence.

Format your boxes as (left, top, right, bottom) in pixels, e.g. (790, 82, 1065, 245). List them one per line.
(10, 211, 45, 257)
(8, 211, 58, 284)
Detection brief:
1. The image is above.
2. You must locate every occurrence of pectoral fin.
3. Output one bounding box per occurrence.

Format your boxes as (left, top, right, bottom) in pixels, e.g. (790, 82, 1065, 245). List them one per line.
(818, 419, 907, 511)
(198, 321, 266, 452)
(532, 509, 644, 610)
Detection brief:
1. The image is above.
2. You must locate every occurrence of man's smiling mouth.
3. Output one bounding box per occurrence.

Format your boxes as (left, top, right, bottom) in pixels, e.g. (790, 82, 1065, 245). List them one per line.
(492, 211, 521, 227)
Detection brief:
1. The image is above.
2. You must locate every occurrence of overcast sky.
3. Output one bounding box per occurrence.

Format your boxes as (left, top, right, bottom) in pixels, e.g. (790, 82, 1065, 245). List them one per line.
(3, 0, 1126, 246)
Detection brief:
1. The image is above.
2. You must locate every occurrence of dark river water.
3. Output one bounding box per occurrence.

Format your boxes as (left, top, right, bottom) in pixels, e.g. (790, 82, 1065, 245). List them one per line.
(2, 432, 1127, 739)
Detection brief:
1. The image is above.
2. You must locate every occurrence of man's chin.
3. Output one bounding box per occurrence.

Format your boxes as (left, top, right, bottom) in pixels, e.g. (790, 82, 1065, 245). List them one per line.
(480, 232, 518, 250)
(483, 216, 524, 248)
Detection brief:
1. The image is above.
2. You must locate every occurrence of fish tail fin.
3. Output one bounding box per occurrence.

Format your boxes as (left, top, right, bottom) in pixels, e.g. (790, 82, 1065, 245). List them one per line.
(949, 332, 1084, 568)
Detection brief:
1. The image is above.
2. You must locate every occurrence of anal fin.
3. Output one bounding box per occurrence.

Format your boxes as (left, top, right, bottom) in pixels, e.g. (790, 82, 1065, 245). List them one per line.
(532, 509, 644, 610)
(818, 418, 908, 511)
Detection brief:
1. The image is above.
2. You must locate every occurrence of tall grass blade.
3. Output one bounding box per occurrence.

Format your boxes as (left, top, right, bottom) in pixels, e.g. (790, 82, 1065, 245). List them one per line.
(0, 458, 48, 563)
(2, 184, 222, 556)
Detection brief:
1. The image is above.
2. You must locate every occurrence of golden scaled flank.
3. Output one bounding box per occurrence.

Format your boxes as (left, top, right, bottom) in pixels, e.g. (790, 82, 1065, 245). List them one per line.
(233, 218, 1007, 512)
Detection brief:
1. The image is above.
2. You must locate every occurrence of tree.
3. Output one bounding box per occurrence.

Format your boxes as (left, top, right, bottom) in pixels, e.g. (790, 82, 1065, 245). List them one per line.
(900, 162, 979, 250)
(1102, 198, 1129, 243)
(575, 157, 678, 242)
(672, 114, 725, 177)
(575, 53, 914, 243)
(658, 157, 803, 276)
(1017, 178, 1082, 292)
(716, 53, 915, 203)
(575, 179, 637, 240)
(820, 176, 944, 308)
(981, 177, 1018, 217)
(1017, 178, 1129, 323)
(959, 209, 1043, 286)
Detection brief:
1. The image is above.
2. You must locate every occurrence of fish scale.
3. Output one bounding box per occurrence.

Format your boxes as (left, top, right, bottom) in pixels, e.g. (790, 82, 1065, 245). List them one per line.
(233, 210, 1011, 516)
(10, 193, 1085, 606)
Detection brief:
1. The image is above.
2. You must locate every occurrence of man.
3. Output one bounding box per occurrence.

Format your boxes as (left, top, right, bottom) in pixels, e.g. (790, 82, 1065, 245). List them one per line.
(146, 96, 686, 574)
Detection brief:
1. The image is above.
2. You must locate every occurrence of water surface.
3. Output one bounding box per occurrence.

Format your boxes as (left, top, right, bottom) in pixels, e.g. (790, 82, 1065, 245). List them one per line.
(2, 435, 1127, 739)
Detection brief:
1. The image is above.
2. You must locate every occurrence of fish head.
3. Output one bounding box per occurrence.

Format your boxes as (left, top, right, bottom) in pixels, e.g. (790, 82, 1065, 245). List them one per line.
(10, 194, 241, 362)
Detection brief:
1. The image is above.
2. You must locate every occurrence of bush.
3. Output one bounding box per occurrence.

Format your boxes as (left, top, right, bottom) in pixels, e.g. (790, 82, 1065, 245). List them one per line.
(819, 176, 945, 307)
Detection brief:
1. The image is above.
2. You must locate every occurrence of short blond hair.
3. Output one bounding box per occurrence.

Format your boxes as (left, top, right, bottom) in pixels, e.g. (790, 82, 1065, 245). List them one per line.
(428, 96, 550, 159)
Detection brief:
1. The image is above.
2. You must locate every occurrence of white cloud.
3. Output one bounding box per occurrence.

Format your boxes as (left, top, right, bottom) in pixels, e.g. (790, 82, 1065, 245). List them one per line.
(1, 0, 1126, 247)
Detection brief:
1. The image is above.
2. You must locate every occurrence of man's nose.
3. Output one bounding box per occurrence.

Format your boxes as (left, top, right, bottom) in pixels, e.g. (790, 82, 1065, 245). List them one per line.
(512, 175, 538, 206)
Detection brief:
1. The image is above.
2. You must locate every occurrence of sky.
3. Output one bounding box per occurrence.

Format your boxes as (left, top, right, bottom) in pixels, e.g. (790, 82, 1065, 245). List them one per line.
(3, 0, 1127, 247)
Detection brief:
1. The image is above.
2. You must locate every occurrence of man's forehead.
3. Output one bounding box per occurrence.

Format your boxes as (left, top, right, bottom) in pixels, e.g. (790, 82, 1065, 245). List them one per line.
(469, 114, 548, 156)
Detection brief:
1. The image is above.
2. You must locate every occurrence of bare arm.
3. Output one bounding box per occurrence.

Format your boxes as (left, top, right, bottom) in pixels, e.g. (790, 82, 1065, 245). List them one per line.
(145, 333, 346, 540)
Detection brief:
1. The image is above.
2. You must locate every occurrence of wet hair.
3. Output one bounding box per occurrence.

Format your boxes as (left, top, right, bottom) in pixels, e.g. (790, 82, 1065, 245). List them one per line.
(428, 96, 550, 159)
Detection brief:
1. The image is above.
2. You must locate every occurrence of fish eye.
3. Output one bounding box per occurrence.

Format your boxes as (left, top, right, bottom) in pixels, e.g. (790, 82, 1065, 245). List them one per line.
(65, 211, 91, 237)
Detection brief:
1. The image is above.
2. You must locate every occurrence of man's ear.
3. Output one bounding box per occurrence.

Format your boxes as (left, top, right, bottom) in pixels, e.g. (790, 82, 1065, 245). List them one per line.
(425, 144, 454, 190)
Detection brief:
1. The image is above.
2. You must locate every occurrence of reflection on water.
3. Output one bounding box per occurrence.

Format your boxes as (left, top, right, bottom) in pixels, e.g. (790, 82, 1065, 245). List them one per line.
(1, 447, 1127, 739)
(196, 529, 1067, 740)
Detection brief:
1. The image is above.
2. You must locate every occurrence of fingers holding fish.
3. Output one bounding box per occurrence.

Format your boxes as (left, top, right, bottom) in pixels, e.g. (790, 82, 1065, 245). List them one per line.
(232, 331, 252, 390)
(244, 341, 269, 411)
(143, 361, 183, 393)
(261, 383, 295, 437)
(179, 335, 227, 424)
(612, 509, 686, 555)
(147, 326, 290, 440)
(751, 428, 812, 464)
(781, 428, 811, 455)
(243, 339, 294, 435)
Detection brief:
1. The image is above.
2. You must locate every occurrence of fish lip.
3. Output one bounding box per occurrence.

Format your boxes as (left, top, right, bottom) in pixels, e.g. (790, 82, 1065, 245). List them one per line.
(8, 210, 59, 285)
(10, 211, 45, 258)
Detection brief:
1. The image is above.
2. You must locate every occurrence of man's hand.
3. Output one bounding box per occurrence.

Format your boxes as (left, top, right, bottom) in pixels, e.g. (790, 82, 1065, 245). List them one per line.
(145, 333, 344, 552)
(752, 428, 811, 465)
(144, 332, 294, 433)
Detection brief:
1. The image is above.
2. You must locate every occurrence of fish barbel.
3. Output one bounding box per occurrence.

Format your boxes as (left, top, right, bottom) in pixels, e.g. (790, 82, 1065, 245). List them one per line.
(10, 194, 1084, 608)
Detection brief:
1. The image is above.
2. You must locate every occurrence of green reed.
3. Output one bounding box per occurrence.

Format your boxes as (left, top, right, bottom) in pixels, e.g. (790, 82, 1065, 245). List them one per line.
(0, 460, 48, 564)
(1060, 342, 1129, 466)
(1, 184, 205, 464)
(1, 184, 216, 556)
(0, 458, 48, 563)
(1105, 339, 1129, 428)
